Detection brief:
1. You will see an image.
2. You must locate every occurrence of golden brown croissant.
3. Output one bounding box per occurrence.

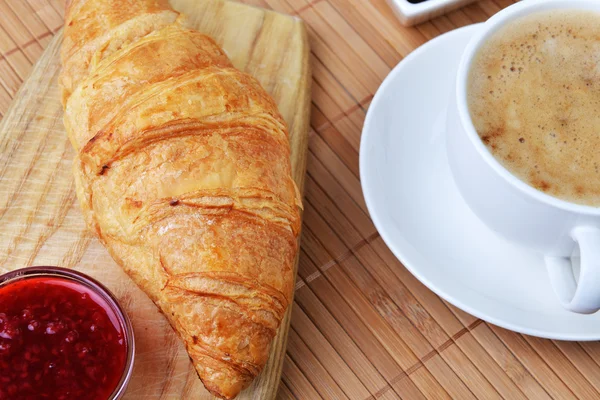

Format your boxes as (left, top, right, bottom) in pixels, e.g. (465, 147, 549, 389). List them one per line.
(59, 1, 302, 398)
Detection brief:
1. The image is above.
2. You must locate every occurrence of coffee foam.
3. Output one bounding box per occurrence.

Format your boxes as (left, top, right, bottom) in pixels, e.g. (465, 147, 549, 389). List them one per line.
(468, 10, 600, 206)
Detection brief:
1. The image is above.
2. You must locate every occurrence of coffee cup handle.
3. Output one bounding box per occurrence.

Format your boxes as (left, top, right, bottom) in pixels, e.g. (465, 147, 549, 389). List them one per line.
(545, 227, 600, 314)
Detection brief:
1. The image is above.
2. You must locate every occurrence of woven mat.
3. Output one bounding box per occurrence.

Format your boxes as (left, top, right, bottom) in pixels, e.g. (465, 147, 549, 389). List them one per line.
(2, 0, 600, 399)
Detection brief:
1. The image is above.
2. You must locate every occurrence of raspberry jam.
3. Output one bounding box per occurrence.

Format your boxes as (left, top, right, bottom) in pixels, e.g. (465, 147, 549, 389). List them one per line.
(0, 268, 134, 400)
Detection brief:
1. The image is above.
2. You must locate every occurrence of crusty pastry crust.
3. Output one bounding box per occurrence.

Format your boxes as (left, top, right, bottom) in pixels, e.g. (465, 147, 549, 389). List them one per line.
(60, 1, 302, 398)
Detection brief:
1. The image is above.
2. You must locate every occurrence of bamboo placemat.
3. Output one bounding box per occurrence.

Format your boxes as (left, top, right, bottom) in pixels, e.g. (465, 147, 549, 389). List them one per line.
(2, 0, 600, 399)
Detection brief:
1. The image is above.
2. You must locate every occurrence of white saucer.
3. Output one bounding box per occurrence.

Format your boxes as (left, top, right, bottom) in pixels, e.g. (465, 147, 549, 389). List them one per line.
(360, 24, 600, 340)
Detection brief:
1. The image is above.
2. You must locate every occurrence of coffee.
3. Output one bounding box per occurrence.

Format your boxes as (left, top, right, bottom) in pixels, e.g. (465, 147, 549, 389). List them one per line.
(468, 10, 600, 207)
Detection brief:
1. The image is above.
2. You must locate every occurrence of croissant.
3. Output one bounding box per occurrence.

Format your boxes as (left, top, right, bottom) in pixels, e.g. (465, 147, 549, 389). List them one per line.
(59, 1, 302, 398)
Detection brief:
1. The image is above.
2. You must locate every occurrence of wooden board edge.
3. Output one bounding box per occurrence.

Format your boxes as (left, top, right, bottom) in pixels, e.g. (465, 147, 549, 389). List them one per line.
(237, 18, 312, 400)
(0, 31, 63, 146)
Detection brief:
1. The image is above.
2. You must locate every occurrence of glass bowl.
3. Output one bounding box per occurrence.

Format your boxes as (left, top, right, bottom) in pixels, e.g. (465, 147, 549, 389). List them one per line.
(0, 266, 135, 399)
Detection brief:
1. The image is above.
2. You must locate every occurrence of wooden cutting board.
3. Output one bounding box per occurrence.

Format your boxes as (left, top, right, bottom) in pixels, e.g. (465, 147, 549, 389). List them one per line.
(0, 1, 310, 399)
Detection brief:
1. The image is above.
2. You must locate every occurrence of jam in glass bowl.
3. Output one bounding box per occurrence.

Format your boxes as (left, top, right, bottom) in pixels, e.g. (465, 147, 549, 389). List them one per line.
(0, 267, 134, 399)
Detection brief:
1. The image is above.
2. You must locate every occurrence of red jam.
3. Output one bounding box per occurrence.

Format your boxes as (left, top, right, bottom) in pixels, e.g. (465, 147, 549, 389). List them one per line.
(0, 277, 127, 399)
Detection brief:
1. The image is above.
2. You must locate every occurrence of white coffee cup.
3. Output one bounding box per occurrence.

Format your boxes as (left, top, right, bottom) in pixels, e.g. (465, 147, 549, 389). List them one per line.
(447, 0, 600, 314)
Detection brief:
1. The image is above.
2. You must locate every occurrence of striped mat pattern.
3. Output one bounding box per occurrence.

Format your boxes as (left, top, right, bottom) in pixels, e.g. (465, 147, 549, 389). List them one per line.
(3, 0, 600, 399)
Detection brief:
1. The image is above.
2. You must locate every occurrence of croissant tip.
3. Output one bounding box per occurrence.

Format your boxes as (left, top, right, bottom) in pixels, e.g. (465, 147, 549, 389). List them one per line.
(196, 373, 241, 400)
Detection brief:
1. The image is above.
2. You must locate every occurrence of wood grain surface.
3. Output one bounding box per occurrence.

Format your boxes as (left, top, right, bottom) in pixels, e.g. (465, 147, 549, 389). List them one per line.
(0, 0, 310, 399)
(4, 1, 600, 400)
